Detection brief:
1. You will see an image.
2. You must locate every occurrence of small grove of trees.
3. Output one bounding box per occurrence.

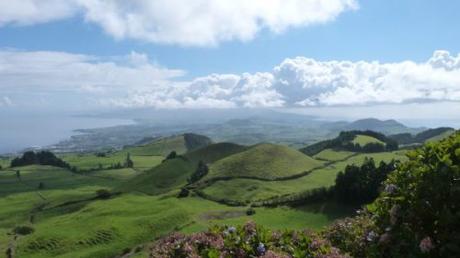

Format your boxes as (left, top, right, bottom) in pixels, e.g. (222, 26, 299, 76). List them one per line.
(124, 153, 134, 168)
(335, 158, 396, 205)
(251, 158, 396, 208)
(188, 160, 209, 183)
(11, 151, 70, 168)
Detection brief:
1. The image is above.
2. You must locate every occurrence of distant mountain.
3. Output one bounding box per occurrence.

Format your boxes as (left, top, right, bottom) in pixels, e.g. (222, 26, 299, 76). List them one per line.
(341, 118, 422, 135)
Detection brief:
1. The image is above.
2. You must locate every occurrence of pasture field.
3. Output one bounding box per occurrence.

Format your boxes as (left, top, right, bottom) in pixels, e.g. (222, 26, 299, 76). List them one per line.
(0, 187, 353, 258)
(123, 135, 188, 156)
(0, 137, 410, 258)
(60, 152, 163, 171)
(0, 157, 10, 168)
(201, 151, 407, 203)
(352, 134, 386, 146)
(313, 149, 355, 161)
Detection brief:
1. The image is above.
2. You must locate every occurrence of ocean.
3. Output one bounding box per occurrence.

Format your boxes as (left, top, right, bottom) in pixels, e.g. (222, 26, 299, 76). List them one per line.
(0, 114, 133, 154)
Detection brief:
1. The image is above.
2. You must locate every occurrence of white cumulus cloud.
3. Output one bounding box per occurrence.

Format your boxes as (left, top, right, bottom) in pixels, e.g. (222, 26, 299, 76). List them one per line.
(1, 49, 460, 109)
(0, 0, 358, 46)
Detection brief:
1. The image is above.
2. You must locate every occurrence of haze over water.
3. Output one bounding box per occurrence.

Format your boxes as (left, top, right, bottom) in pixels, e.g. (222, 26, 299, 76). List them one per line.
(0, 113, 133, 154)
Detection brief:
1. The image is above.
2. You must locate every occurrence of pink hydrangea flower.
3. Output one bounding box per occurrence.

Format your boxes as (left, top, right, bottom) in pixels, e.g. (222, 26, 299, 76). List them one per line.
(419, 236, 434, 253)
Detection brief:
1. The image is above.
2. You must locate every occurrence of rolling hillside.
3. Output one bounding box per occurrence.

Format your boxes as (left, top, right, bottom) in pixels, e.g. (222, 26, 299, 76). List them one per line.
(200, 151, 406, 204)
(119, 142, 247, 195)
(0, 132, 414, 258)
(205, 143, 324, 180)
(123, 133, 212, 156)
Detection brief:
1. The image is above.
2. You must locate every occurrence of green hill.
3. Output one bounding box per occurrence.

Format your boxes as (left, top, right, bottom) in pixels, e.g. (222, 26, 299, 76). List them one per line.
(205, 143, 324, 180)
(200, 151, 406, 203)
(313, 149, 355, 161)
(301, 130, 398, 156)
(184, 142, 248, 164)
(123, 133, 212, 156)
(119, 142, 247, 195)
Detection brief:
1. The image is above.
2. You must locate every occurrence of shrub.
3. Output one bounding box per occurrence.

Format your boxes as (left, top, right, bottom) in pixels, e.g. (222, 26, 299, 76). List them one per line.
(366, 132, 460, 258)
(327, 132, 460, 258)
(188, 160, 209, 183)
(37, 182, 45, 190)
(14, 225, 34, 235)
(95, 189, 112, 199)
(166, 151, 177, 160)
(177, 188, 189, 198)
(246, 207, 256, 216)
(124, 153, 134, 168)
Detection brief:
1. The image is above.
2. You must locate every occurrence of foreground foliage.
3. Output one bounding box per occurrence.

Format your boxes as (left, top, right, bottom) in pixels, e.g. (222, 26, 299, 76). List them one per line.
(150, 221, 348, 258)
(327, 131, 460, 258)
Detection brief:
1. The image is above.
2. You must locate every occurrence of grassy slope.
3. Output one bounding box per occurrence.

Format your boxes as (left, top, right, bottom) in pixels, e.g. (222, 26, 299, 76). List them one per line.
(61, 152, 163, 171)
(12, 193, 353, 258)
(0, 158, 10, 169)
(0, 165, 117, 196)
(184, 142, 247, 164)
(351, 134, 385, 146)
(425, 129, 455, 143)
(0, 145, 365, 258)
(119, 143, 248, 195)
(0, 165, 125, 256)
(202, 151, 407, 202)
(206, 143, 324, 180)
(118, 158, 194, 195)
(313, 149, 355, 161)
(123, 135, 188, 156)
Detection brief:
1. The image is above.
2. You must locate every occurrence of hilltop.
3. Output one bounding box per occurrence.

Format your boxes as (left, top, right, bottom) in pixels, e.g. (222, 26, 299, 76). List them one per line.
(300, 130, 398, 156)
(119, 142, 247, 195)
(204, 143, 323, 180)
(342, 118, 420, 134)
(123, 133, 212, 156)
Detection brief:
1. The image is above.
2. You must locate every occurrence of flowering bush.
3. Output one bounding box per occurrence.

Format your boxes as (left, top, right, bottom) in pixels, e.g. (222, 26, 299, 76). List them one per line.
(150, 221, 348, 258)
(323, 213, 378, 257)
(324, 132, 460, 258)
(366, 132, 460, 257)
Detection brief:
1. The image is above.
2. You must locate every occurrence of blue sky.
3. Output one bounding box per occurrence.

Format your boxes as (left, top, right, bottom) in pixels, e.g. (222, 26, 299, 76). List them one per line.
(0, 0, 459, 122)
(1, 0, 459, 77)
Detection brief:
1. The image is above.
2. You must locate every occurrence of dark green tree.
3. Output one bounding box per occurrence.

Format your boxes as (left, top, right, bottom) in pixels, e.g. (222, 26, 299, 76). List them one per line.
(125, 153, 134, 168)
(166, 151, 177, 160)
(188, 160, 209, 183)
(335, 158, 395, 205)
